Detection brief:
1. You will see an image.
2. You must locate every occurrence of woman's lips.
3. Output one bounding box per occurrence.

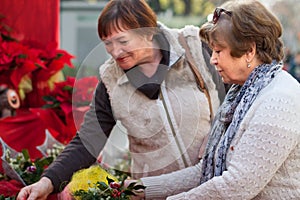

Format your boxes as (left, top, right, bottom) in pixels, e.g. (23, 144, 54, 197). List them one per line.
(215, 66, 222, 73)
(216, 68, 223, 75)
(116, 56, 129, 63)
(116, 58, 125, 62)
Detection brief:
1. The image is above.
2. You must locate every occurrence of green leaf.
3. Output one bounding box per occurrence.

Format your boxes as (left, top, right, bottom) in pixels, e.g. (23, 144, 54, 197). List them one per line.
(21, 149, 30, 161)
(56, 53, 63, 59)
(42, 96, 58, 102)
(96, 181, 108, 190)
(63, 85, 73, 91)
(35, 63, 44, 68)
(35, 157, 53, 168)
(18, 54, 27, 59)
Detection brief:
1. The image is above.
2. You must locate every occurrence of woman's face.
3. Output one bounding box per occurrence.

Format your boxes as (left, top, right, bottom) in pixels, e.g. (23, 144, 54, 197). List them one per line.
(210, 42, 250, 85)
(102, 28, 153, 70)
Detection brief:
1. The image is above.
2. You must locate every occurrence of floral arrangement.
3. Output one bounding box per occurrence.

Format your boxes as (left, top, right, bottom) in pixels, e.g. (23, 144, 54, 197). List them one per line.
(0, 137, 65, 198)
(0, 146, 142, 200)
(0, 179, 22, 200)
(3, 149, 53, 185)
(0, 14, 74, 108)
(40, 75, 98, 143)
(42, 76, 98, 123)
(69, 165, 146, 200)
(0, 12, 128, 200)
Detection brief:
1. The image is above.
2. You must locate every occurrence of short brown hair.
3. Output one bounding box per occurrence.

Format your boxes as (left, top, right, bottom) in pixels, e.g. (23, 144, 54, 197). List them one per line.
(98, 0, 157, 39)
(200, 0, 284, 63)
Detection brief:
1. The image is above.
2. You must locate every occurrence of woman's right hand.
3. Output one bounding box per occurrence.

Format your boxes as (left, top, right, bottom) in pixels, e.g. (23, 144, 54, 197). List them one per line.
(17, 177, 54, 200)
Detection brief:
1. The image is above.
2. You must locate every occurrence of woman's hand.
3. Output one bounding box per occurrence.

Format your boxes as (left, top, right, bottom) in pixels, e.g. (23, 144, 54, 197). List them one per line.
(17, 177, 54, 200)
(124, 179, 145, 200)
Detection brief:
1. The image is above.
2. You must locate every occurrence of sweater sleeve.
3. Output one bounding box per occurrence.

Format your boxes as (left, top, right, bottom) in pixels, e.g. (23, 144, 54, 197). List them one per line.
(140, 162, 202, 199)
(42, 81, 116, 193)
(166, 91, 300, 200)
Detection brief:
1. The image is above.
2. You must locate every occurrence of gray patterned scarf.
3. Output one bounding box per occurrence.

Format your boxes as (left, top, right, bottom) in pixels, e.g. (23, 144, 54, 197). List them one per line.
(200, 61, 282, 184)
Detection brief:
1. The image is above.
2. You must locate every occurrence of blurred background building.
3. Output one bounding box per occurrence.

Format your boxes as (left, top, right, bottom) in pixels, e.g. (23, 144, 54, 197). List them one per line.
(60, 0, 300, 76)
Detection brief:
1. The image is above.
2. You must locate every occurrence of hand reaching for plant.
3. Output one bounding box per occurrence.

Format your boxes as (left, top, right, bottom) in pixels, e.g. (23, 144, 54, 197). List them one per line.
(17, 177, 53, 200)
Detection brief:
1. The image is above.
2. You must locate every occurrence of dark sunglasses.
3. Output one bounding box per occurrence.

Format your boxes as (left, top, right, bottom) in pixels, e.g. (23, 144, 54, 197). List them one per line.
(212, 7, 232, 24)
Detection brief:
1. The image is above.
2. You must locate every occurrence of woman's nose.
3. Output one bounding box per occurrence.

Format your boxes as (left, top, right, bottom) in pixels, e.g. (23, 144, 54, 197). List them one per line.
(106, 43, 123, 58)
(210, 56, 217, 65)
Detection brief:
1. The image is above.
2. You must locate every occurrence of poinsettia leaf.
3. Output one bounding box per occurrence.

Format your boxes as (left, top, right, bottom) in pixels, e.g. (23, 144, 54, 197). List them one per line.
(55, 50, 75, 68)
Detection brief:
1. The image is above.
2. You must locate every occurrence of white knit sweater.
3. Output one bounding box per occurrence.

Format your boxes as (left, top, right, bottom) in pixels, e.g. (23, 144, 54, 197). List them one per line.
(141, 70, 300, 200)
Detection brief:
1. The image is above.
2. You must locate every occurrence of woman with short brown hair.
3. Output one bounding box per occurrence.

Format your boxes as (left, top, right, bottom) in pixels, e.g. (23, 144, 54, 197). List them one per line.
(17, 0, 225, 199)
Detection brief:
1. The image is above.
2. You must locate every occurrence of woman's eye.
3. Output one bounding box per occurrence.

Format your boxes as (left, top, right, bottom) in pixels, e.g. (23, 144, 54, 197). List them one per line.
(119, 40, 128, 45)
(104, 41, 112, 46)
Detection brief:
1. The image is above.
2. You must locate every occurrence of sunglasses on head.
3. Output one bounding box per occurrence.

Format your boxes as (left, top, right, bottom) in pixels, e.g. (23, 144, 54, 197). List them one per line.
(212, 7, 232, 24)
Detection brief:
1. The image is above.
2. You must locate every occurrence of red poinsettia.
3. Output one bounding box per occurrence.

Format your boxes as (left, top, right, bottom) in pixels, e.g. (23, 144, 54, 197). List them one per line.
(40, 76, 98, 143)
(73, 76, 98, 106)
(43, 76, 98, 119)
(0, 179, 23, 197)
(43, 76, 75, 122)
(0, 16, 75, 108)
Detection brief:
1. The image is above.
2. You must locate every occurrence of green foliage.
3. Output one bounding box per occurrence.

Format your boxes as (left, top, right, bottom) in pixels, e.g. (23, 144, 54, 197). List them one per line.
(4, 149, 54, 185)
(0, 195, 15, 200)
(72, 175, 146, 200)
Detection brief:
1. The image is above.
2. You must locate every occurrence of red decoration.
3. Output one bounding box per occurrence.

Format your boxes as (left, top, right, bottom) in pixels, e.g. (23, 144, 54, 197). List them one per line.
(0, 180, 23, 197)
(0, 1, 98, 198)
(0, 0, 60, 49)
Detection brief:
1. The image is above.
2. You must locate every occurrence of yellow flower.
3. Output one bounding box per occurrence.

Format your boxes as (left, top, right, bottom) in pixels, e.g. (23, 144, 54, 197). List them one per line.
(68, 165, 118, 193)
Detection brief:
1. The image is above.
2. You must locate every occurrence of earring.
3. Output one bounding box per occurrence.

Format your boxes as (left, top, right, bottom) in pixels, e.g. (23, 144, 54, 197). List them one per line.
(246, 59, 251, 68)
